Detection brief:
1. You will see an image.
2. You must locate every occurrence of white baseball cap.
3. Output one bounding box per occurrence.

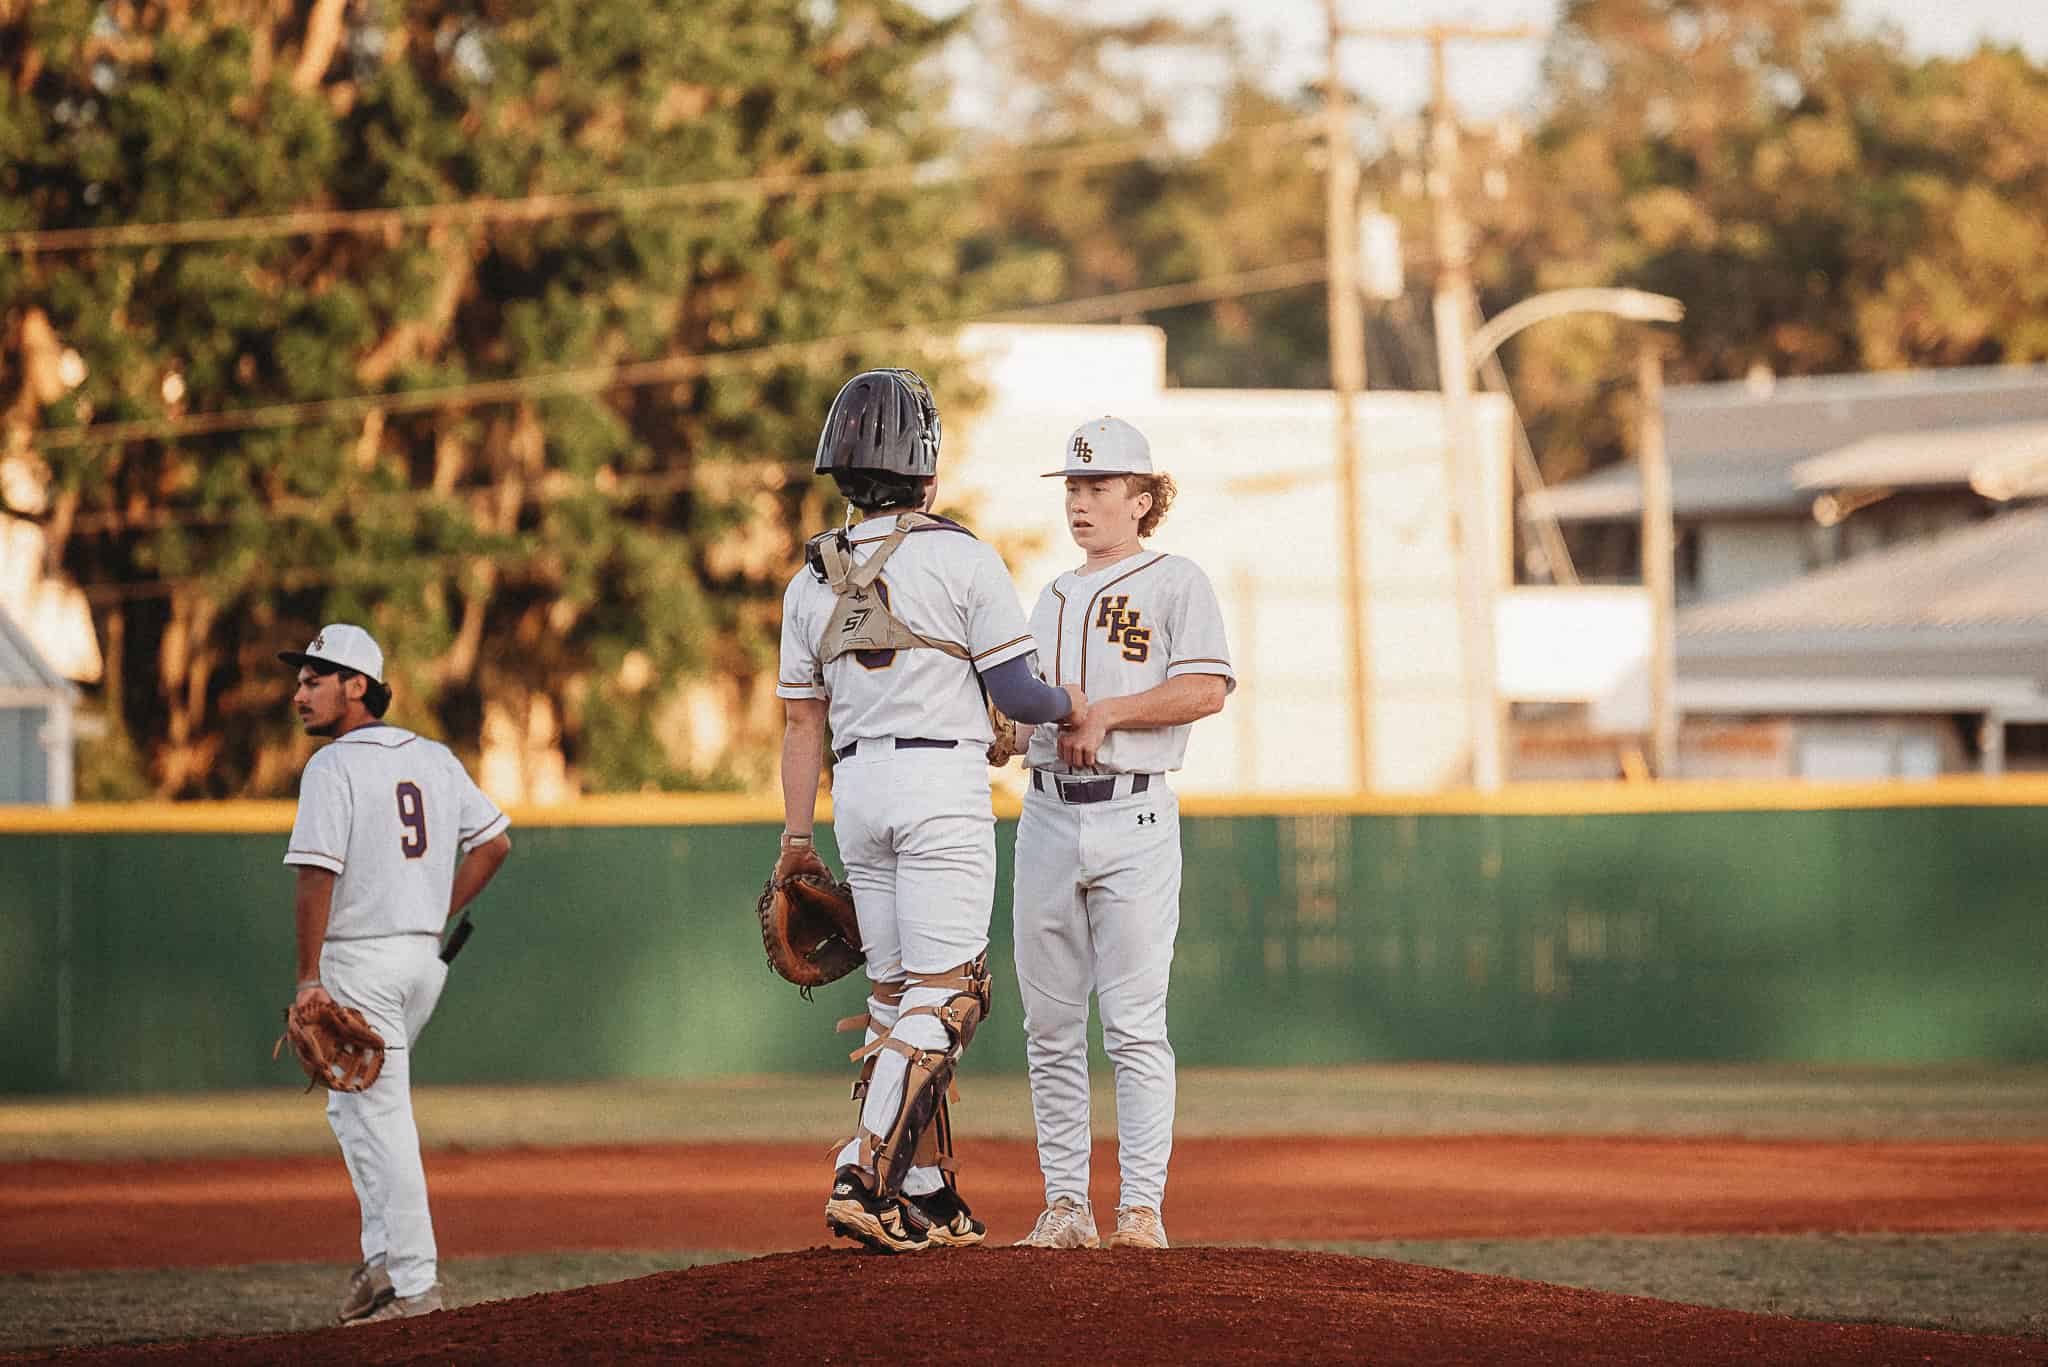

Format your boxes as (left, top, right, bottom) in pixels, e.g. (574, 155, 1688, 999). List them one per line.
(278, 623, 385, 684)
(1043, 416, 1154, 478)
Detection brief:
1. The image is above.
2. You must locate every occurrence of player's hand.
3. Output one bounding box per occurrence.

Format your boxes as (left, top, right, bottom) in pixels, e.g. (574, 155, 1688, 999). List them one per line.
(1057, 704, 1111, 769)
(775, 838, 830, 884)
(293, 982, 333, 1012)
(1059, 685, 1089, 729)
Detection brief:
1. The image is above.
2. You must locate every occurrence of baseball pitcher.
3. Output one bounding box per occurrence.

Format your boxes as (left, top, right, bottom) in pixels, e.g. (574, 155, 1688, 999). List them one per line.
(1010, 417, 1233, 1251)
(776, 368, 1079, 1254)
(280, 624, 511, 1321)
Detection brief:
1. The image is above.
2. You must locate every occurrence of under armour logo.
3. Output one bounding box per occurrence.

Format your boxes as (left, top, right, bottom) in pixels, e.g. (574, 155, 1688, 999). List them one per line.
(309, 635, 325, 652)
(1072, 436, 1094, 464)
(1137, 812, 1157, 825)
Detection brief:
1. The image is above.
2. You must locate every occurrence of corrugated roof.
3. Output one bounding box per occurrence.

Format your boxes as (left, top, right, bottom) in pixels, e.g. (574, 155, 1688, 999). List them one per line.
(1525, 448, 1812, 521)
(1680, 505, 2048, 639)
(0, 602, 69, 692)
(1526, 362, 2048, 522)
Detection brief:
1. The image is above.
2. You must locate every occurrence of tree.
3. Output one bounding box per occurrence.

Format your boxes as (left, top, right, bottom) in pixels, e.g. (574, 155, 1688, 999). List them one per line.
(953, 1, 1331, 391)
(1, 0, 967, 797)
(1456, 0, 2048, 485)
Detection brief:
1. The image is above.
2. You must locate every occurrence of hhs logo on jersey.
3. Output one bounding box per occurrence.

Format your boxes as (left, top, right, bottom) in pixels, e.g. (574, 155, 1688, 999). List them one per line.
(1095, 595, 1152, 663)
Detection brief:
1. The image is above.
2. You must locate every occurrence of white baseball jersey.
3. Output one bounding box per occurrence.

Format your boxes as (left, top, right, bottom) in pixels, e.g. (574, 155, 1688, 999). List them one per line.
(777, 513, 1037, 742)
(1024, 551, 1235, 773)
(283, 726, 509, 939)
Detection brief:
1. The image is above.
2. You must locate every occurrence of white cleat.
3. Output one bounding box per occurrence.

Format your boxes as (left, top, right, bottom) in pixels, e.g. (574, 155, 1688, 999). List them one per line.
(1013, 1195, 1101, 1249)
(1107, 1205, 1168, 1249)
(353, 1283, 444, 1322)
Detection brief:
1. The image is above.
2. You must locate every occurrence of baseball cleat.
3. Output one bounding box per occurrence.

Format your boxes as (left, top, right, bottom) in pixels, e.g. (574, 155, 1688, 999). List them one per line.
(353, 1284, 444, 1322)
(825, 1165, 931, 1254)
(337, 1258, 394, 1323)
(904, 1184, 987, 1248)
(1107, 1205, 1169, 1249)
(1014, 1195, 1101, 1249)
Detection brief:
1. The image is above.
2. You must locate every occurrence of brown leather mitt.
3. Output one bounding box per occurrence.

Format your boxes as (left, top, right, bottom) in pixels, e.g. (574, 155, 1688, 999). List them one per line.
(274, 998, 386, 1093)
(985, 697, 1031, 767)
(758, 862, 864, 998)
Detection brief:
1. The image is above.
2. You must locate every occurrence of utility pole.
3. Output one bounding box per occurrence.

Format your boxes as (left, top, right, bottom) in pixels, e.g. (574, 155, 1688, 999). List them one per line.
(1361, 22, 1540, 792)
(1638, 342, 1678, 777)
(1322, 0, 1372, 792)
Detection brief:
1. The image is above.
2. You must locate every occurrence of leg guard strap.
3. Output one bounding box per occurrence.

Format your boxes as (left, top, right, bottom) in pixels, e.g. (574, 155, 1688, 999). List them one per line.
(853, 956, 992, 1197)
(838, 978, 909, 1104)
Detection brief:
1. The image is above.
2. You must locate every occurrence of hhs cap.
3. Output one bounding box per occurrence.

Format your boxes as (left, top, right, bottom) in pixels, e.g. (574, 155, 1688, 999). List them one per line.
(1044, 416, 1153, 477)
(279, 623, 385, 684)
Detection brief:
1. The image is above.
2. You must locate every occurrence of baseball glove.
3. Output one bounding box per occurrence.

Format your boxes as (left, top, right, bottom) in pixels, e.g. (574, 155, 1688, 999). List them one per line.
(986, 697, 1031, 767)
(758, 857, 864, 998)
(273, 998, 386, 1093)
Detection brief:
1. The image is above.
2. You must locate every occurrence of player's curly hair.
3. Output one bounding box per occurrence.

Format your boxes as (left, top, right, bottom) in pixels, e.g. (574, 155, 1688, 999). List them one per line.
(1131, 472, 1176, 538)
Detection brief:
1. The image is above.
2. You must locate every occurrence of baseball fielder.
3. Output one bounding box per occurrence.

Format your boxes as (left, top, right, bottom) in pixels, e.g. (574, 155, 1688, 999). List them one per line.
(1012, 417, 1232, 1251)
(776, 368, 1079, 1254)
(281, 624, 511, 1321)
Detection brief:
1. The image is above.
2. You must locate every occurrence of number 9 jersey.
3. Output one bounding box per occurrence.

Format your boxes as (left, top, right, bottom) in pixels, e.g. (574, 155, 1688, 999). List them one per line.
(283, 726, 510, 939)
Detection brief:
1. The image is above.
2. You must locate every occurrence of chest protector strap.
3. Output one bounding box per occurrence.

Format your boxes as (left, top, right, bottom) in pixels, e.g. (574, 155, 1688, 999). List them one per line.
(808, 512, 971, 664)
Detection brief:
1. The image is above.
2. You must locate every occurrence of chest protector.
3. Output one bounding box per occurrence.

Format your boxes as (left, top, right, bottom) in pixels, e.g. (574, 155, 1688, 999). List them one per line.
(806, 512, 971, 664)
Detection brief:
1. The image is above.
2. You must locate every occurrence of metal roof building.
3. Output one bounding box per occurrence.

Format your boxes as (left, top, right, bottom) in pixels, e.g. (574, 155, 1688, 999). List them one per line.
(1677, 506, 2048, 766)
(1526, 363, 2048, 523)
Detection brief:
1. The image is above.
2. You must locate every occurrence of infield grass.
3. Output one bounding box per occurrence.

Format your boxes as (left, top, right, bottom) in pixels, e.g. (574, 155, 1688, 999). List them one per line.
(6, 1063, 2048, 1160)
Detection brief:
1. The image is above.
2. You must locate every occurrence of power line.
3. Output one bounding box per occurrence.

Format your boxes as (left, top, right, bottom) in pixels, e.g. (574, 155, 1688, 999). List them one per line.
(35, 257, 1329, 453)
(45, 257, 1331, 602)
(0, 118, 1317, 255)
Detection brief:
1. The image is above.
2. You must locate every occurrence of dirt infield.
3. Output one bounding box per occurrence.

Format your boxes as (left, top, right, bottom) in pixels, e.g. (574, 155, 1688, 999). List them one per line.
(26, 1248, 2048, 1367)
(8, 1134, 2048, 1273)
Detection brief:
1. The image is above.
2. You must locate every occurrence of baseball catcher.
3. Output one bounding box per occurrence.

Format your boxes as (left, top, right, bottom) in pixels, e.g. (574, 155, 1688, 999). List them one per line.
(774, 367, 1081, 1254)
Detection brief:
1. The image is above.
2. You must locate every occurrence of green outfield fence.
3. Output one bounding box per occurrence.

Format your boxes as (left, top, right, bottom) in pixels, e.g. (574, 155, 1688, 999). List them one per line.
(3, 780, 2046, 1094)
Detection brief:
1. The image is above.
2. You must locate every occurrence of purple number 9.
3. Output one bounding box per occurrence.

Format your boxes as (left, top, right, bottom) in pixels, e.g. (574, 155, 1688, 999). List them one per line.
(396, 781, 428, 859)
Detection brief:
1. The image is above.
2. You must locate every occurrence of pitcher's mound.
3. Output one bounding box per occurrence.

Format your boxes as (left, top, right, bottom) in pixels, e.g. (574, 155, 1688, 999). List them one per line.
(45, 1247, 2047, 1365)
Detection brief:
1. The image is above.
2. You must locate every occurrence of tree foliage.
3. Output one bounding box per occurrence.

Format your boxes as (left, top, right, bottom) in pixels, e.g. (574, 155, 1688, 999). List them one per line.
(1457, 0, 2048, 482)
(1, 0, 965, 797)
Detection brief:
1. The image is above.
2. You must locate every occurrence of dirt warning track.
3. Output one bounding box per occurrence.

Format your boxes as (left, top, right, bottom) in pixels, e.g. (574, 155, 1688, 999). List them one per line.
(8, 1134, 2048, 1273)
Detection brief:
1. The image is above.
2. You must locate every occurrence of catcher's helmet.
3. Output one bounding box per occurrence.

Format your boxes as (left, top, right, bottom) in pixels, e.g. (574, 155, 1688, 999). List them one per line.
(814, 368, 941, 478)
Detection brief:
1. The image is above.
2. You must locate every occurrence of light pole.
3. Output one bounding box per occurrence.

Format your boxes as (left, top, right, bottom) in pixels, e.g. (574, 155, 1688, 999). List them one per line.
(1455, 288, 1685, 791)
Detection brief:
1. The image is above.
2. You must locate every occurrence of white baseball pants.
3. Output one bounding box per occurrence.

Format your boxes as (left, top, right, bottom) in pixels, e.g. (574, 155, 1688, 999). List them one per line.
(1012, 776, 1182, 1212)
(828, 743, 996, 1195)
(319, 932, 447, 1298)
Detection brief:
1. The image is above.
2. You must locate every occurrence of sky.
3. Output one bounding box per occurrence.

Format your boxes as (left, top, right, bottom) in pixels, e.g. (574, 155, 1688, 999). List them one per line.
(945, 0, 2048, 125)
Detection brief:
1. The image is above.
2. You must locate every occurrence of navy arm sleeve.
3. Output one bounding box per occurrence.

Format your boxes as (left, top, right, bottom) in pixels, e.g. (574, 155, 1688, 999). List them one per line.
(979, 654, 1071, 724)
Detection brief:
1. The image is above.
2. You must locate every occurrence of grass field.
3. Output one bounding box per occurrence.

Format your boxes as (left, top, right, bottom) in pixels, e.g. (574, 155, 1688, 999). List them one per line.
(5, 1064, 2048, 1355)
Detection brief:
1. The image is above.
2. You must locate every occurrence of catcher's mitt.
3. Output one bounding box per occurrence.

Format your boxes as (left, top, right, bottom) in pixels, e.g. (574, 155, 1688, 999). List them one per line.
(758, 865, 864, 997)
(986, 697, 1031, 767)
(273, 998, 386, 1093)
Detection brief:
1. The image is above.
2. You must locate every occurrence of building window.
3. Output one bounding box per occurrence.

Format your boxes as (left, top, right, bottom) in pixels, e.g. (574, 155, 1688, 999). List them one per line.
(2006, 724, 2048, 773)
